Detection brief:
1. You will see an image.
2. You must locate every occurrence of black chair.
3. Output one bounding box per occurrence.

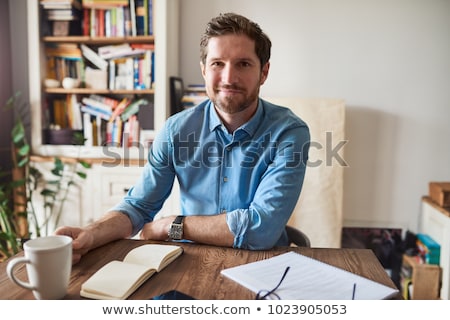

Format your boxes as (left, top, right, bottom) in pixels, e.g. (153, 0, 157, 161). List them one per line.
(286, 225, 311, 247)
(169, 76, 185, 115)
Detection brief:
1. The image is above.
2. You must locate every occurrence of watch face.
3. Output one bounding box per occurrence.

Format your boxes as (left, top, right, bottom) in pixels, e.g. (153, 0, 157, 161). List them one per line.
(170, 224, 183, 240)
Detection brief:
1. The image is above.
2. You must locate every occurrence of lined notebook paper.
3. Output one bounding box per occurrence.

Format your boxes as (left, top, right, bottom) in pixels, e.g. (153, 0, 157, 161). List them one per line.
(221, 252, 399, 300)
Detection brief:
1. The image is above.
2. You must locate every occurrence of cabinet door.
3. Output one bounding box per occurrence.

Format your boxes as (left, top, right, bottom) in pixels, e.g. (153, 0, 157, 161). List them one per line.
(86, 164, 180, 224)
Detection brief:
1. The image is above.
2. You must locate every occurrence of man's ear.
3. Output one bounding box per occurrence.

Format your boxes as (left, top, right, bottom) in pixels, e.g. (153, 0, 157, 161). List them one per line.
(260, 62, 270, 85)
(200, 62, 206, 78)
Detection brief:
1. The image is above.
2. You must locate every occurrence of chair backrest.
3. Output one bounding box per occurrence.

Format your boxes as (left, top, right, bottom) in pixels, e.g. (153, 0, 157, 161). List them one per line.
(169, 76, 185, 115)
(286, 225, 311, 247)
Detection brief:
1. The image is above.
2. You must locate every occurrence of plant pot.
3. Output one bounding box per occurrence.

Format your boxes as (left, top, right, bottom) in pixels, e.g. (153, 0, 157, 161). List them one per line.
(43, 129, 84, 145)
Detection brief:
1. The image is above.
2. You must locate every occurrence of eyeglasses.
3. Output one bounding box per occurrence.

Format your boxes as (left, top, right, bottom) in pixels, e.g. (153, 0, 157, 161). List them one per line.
(255, 266, 290, 300)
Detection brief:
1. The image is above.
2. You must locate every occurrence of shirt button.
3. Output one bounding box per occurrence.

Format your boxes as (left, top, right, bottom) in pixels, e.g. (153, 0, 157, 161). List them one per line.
(223, 176, 228, 182)
(226, 146, 232, 151)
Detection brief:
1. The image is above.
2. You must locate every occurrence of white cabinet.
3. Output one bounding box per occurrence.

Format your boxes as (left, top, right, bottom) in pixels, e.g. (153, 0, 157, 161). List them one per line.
(419, 196, 450, 299)
(31, 158, 181, 236)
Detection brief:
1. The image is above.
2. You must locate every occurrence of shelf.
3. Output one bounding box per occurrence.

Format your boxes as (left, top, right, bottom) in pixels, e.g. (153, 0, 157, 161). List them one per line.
(44, 88, 155, 95)
(32, 144, 153, 161)
(42, 35, 155, 44)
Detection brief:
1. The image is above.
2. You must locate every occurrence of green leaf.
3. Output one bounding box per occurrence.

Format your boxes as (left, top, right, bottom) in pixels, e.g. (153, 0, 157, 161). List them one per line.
(0, 233, 11, 241)
(17, 211, 28, 218)
(46, 180, 60, 185)
(17, 157, 29, 168)
(53, 157, 64, 170)
(40, 189, 56, 197)
(50, 168, 62, 177)
(18, 144, 30, 156)
(10, 179, 26, 188)
(44, 202, 54, 209)
(72, 132, 86, 145)
(76, 171, 87, 179)
(78, 160, 91, 169)
(29, 166, 40, 176)
(11, 122, 25, 143)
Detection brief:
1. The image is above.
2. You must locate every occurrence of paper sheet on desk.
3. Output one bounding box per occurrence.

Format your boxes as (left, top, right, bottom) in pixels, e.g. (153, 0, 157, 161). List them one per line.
(221, 252, 399, 300)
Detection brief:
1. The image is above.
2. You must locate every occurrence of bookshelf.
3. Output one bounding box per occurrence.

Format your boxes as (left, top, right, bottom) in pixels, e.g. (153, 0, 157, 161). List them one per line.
(28, 0, 180, 159)
(420, 196, 450, 299)
(23, 0, 181, 230)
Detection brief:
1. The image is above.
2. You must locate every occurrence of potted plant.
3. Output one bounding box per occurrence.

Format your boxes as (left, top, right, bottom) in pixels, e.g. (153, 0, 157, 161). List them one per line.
(0, 92, 90, 261)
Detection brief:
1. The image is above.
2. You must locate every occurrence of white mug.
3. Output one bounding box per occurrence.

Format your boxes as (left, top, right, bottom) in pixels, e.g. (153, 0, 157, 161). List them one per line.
(7, 235, 72, 300)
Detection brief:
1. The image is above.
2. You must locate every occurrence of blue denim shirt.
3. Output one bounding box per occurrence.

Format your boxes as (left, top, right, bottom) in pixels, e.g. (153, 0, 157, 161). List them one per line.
(112, 98, 310, 249)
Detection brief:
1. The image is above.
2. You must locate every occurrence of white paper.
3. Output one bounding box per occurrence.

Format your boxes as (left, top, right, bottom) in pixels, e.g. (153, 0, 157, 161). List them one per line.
(221, 252, 399, 300)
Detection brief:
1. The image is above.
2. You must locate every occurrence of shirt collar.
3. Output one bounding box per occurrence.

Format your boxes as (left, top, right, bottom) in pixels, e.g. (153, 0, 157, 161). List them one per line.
(208, 99, 264, 138)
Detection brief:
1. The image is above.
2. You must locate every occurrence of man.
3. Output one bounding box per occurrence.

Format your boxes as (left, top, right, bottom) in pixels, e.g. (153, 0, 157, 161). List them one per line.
(56, 13, 310, 264)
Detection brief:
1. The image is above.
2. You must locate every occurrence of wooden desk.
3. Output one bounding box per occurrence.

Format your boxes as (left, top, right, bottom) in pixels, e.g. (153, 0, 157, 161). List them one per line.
(0, 239, 401, 299)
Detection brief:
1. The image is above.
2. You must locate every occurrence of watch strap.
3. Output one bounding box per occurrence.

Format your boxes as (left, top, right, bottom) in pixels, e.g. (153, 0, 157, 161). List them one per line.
(173, 215, 185, 225)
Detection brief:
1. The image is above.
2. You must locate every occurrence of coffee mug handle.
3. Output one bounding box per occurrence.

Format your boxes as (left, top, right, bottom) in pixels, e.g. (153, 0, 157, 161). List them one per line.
(6, 257, 37, 291)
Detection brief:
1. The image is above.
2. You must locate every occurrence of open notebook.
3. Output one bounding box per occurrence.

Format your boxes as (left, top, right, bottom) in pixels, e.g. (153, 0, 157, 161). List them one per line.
(221, 251, 399, 300)
(81, 244, 183, 300)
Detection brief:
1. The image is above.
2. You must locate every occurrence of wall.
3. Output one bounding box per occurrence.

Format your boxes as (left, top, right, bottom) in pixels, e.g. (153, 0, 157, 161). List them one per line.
(178, 0, 450, 231)
(0, 0, 13, 176)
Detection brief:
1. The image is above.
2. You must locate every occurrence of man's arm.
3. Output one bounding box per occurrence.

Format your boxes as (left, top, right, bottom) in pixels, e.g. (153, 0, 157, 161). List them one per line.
(139, 214, 234, 247)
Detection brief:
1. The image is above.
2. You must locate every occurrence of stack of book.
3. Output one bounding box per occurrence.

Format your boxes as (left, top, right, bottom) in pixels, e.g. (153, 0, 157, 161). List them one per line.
(79, 43, 154, 90)
(40, 0, 83, 36)
(79, 94, 149, 147)
(45, 43, 84, 84)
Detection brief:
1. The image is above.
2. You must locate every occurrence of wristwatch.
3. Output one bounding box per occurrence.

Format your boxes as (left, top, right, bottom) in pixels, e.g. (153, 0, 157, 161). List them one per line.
(168, 215, 185, 240)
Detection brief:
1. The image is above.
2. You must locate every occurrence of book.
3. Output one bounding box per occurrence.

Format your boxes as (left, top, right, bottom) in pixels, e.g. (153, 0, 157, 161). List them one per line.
(129, 0, 137, 36)
(135, 0, 145, 35)
(81, 0, 128, 8)
(80, 44, 108, 70)
(81, 105, 111, 120)
(120, 98, 148, 121)
(81, 96, 114, 113)
(221, 251, 399, 300)
(98, 43, 146, 60)
(81, 244, 183, 300)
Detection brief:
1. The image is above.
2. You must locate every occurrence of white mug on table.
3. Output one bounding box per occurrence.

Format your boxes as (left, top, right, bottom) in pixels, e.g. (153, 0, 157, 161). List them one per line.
(7, 235, 72, 300)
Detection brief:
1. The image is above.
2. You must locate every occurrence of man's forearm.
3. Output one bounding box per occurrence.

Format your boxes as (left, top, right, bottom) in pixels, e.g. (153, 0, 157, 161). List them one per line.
(85, 211, 133, 250)
(183, 214, 234, 247)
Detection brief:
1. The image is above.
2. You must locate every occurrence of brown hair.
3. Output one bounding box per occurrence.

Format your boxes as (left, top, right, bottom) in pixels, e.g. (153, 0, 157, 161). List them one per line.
(200, 13, 271, 69)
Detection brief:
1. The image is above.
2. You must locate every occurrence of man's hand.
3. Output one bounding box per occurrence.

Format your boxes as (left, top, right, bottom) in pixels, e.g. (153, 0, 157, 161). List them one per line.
(54, 226, 94, 265)
(54, 211, 133, 265)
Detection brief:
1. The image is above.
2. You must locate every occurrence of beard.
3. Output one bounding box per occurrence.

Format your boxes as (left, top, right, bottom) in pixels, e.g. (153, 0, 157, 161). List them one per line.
(210, 84, 260, 115)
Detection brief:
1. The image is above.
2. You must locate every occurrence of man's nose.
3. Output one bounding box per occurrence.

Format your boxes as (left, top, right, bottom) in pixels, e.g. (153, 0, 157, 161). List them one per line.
(221, 64, 238, 84)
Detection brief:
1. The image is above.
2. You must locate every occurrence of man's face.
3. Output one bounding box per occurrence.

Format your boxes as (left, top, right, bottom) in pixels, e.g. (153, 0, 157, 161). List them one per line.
(201, 34, 269, 115)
